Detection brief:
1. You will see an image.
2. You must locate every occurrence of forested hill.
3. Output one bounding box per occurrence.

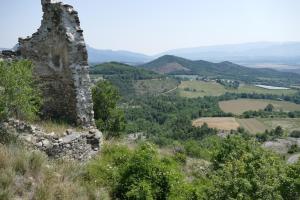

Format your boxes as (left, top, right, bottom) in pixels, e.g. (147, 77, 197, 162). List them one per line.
(90, 62, 163, 80)
(89, 62, 177, 98)
(140, 55, 300, 86)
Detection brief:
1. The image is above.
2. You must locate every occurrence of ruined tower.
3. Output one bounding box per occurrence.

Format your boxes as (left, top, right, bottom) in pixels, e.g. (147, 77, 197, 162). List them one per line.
(18, 0, 94, 127)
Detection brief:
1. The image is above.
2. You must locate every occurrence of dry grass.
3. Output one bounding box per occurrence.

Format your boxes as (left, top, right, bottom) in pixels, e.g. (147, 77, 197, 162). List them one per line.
(35, 120, 83, 136)
(236, 118, 269, 134)
(0, 144, 107, 200)
(219, 99, 300, 115)
(192, 117, 240, 131)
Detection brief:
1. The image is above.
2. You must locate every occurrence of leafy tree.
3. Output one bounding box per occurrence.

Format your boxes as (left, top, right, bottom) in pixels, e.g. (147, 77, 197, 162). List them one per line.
(208, 135, 286, 200)
(264, 103, 274, 112)
(274, 126, 284, 137)
(92, 80, 125, 137)
(0, 60, 41, 120)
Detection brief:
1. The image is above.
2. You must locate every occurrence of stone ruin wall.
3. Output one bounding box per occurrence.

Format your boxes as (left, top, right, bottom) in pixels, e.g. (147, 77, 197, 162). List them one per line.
(0, 0, 102, 160)
(16, 0, 95, 127)
(1, 118, 101, 161)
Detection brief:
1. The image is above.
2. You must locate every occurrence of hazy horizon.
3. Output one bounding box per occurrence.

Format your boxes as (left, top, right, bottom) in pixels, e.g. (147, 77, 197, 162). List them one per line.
(1, 0, 300, 55)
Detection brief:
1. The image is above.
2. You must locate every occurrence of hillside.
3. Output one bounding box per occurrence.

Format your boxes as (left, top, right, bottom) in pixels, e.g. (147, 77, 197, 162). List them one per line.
(140, 55, 300, 86)
(90, 62, 162, 80)
(90, 62, 178, 98)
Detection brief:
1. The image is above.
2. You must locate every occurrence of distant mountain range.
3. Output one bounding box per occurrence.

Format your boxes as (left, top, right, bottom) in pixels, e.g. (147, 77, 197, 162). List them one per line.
(3, 42, 300, 70)
(139, 55, 300, 86)
(87, 42, 300, 70)
(160, 42, 300, 60)
(87, 46, 152, 65)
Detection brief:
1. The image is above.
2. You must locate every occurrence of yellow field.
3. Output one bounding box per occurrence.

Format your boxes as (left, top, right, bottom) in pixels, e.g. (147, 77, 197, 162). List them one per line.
(219, 99, 300, 115)
(192, 117, 240, 131)
(236, 118, 269, 134)
(179, 81, 298, 98)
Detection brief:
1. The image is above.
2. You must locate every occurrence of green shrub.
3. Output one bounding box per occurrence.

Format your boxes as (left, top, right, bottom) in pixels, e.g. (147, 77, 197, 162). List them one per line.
(173, 152, 187, 164)
(184, 136, 222, 161)
(114, 143, 184, 200)
(288, 144, 300, 154)
(85, 144, 132, 189)
(290, 130, 300, 138)
(86, 143, 195, 199)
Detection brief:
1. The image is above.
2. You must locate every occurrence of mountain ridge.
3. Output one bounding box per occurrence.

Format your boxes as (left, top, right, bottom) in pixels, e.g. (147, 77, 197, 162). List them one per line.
(139, 55, 300, 86)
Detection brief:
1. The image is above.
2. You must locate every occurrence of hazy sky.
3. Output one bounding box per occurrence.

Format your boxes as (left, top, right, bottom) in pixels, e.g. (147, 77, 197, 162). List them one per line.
(0, 0, 300, 55)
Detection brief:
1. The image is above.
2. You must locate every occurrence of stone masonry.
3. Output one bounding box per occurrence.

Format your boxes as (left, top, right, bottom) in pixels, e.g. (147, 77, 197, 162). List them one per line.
(0, 118, 102, 161)
(17, 0, 94, 127)
(0, 0, 103, 160)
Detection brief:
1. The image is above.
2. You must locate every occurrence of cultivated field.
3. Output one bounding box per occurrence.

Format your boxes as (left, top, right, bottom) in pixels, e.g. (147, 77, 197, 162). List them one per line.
(192, 116, 300, 134)
(219, 99, 300, 115)
(236, 118, 269, 134)
(259, 118, 300, 132)
(178, 81, 298, 98)
(192, 117, 240, 131)
(179, 81, 225, 97)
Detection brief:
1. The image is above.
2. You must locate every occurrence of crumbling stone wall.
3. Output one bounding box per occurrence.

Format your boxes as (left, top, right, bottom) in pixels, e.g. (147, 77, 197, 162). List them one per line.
(17, 0, 94, 127)
(0, 119, 102, 161)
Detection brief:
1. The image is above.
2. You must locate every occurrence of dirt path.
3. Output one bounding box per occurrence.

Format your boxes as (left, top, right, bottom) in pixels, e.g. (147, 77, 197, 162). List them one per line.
(162, 86, 178, 94)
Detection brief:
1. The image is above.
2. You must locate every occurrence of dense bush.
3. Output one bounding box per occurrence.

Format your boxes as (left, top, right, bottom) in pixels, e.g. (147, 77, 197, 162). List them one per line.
(290, 130, 300, 138)
(280, 161, 300, 200)
(86, 143, 194, 200)
(183, 135, 222, 161)
(208, 135, 289, 200)
(0, 60, 41, 121)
